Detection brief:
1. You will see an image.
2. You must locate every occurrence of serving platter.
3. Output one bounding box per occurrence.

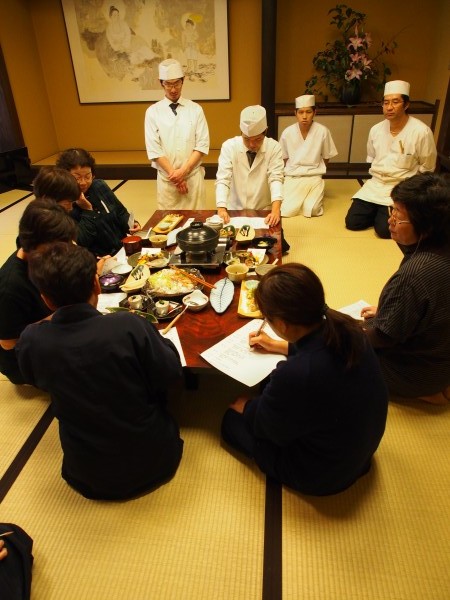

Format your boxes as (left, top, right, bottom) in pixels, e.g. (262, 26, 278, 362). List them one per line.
(152, 213, 184, 234)
(237, 279, 262, 318)
(128, 250, 170, 269)
(143, 267, 205, 298)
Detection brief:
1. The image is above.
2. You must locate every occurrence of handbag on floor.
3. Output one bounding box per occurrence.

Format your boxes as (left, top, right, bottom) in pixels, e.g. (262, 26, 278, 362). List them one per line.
(0, 523, 34, 600)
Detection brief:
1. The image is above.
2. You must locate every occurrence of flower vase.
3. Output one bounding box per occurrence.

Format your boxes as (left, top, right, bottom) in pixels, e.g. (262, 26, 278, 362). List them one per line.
(341, 81, 361, 106)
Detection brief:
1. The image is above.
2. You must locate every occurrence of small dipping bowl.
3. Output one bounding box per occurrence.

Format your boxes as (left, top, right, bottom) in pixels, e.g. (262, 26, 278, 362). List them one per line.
(149, 234, 168, 249)
(122, 235, 142, 256)
(226, 263, 249, 283)
(245, 279, 260, 291)
(182, 289, 209, 312)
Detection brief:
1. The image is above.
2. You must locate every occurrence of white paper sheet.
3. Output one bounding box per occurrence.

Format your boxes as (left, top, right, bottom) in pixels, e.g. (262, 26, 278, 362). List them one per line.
(338, 299, 371, 320)
(101, 247, 128, 274)
(200, 319, 286, 387)
(160, 327, 187, 367)
(97, 293, 127, 314)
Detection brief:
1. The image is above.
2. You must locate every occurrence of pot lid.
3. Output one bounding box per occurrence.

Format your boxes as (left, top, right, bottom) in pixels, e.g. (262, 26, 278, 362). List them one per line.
(176, 221, 219, 246)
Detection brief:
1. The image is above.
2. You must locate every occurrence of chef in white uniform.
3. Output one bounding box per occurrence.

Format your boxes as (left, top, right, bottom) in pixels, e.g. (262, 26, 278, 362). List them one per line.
(215, 105, 284, 227)
(280, 94, 337, 217)
(345, 80, 437, 238)
(144, 59, 210, 210)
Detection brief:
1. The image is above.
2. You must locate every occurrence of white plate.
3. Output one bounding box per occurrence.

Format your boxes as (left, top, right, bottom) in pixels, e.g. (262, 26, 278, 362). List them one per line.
(209, 278, 235, 314)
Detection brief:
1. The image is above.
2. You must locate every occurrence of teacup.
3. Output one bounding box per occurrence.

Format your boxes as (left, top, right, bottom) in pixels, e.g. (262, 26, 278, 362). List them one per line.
(129, 294, 144, 310)
(155, 299, 170, 316)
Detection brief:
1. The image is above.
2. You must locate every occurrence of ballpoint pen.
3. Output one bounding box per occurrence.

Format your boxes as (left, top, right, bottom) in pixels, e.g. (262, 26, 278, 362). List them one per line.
(249, 318, 266, 349)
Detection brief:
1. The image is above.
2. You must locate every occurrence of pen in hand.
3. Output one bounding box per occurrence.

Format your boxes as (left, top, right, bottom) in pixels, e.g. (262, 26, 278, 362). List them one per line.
(249, 318, 266, 350)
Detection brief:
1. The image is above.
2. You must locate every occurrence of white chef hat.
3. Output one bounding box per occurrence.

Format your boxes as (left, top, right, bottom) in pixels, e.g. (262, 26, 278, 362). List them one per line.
(158, 59, 184, 80)
(240, 105, 267, 136)
(295, 95, 315, 108)
(384, 80, 410, 97)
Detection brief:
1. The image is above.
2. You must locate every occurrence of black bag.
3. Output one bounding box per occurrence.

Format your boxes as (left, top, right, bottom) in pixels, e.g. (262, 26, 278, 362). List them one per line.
(0, 523, 33, 600)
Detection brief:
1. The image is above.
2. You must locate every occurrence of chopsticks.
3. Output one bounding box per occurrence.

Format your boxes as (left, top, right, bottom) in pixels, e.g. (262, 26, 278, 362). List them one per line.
(161, 305, 188, 335)
(170, 265, 216, 290)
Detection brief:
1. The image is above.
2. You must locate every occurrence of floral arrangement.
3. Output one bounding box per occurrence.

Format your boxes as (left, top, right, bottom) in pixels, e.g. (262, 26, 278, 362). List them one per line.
(305, 4, 399, 102)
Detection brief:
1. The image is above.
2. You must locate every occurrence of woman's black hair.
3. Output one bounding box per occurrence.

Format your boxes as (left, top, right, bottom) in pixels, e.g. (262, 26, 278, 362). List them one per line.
(33, 166, 80, 203)
(56, 148, 96, 172)
(18, 198, 77, 252)
(255, 263, 366, 370)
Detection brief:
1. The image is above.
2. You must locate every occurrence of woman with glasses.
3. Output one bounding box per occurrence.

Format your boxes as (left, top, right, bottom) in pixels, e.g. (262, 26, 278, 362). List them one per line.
(56, 147, 140, 234)
(361, 173, 450, 404)
(145, 59, 209, 210)
(345, 80, 436, 238)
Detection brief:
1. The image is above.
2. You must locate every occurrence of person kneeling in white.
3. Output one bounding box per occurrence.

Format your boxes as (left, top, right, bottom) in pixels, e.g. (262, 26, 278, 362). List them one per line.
(280, 94, 337, 218)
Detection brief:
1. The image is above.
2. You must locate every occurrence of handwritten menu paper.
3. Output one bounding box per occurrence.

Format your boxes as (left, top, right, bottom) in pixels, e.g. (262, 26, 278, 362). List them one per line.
(201, 319, 286, 387)
(229, 217, 268, 230)
(160, 327, 187, 367)
(338, 299, 371, 320)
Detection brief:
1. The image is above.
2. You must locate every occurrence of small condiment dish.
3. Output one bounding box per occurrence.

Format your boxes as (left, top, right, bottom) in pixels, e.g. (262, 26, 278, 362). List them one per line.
(255, 263, 276, 277)
(149, 234, 168, 249)
(111, 263, 133, 275)
(182, 289, 209, 312)
(226, 263, 249, 283)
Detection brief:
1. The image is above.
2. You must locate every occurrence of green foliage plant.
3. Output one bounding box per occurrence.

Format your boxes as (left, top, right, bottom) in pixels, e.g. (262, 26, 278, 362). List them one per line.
(305, 4, 399, 101)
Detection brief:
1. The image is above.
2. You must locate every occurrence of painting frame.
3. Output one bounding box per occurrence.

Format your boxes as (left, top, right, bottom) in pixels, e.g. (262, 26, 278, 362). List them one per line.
(61, 0, 230, 103)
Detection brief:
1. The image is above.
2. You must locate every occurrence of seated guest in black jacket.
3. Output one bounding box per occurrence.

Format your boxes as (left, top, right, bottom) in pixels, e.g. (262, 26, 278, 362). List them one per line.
(0, 199, 76, 384)
(16, 242, 183, 500)
(221, 263, 388, 496)
(56, 147, 140, 233)
(33, 166, 128, 257)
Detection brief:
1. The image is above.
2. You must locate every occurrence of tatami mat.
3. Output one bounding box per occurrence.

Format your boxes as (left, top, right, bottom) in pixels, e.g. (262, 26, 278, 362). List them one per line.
(0, 189, 32, 210)
(0, 373, 266, 600)
(282, 400, 450, 600)
(0, 381, 49, 479)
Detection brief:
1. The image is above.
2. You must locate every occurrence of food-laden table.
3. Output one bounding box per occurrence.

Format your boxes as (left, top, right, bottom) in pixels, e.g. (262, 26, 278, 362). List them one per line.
(142, 209, 282, 369)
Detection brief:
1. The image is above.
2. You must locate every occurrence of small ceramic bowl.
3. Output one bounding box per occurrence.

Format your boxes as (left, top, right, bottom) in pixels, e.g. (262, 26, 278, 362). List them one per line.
(182, 289, 209, 312)
(226, 263, 249, 283)
(255, 263, 276, 277)
(245, 279, 259, 291)
(149, 234, 168, 249)
(155, 299, 170, 316)
(99, 273, 125, 293)
(205, 215, 224, 232)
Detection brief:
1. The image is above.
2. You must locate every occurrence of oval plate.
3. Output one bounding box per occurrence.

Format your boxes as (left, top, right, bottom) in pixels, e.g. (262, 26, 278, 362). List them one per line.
(209, 277, 235, 314)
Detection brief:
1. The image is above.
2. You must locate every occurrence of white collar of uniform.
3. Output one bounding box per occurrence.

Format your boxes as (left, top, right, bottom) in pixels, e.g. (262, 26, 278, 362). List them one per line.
(163, 95, 185, 107)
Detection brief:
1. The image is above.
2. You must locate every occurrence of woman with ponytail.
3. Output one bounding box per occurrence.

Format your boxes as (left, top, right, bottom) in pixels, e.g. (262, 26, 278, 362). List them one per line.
(221, 263, 388, 496)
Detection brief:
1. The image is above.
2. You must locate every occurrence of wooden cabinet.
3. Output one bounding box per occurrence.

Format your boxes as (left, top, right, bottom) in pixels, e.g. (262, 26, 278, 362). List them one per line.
(275, 101, 438, 177)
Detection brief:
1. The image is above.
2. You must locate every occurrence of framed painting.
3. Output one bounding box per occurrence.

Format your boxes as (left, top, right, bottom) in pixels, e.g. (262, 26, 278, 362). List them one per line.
(61, 0, 229, 103)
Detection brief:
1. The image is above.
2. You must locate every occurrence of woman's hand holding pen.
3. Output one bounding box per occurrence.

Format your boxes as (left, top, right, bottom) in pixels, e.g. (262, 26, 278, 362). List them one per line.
(249, 330, 289, 355)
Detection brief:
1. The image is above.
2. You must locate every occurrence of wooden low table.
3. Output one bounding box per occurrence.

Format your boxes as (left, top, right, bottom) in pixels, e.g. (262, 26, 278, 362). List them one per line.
(142, 210, 282, 368)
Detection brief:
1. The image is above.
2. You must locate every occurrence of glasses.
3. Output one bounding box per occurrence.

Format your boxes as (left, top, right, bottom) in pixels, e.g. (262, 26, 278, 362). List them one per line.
(72, 172, 93, 183)
(162, 79, 183, 89)
(381, 100, 404, 107)
(388, 206, 411, 225)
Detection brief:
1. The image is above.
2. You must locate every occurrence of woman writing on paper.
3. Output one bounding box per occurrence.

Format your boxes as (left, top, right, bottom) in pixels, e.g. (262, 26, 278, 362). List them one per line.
(221, 264, 388, 496)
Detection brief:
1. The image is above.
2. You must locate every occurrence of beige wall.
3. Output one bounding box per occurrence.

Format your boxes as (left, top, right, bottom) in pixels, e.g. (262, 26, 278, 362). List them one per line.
(1, 0, 449, 162)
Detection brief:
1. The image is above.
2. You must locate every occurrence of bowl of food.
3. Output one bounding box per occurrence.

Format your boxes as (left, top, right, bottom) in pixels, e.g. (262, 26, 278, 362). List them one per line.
(226, 263, 249, 283)
(122, 235, 142, 256)
(143, 267, 204, 298)
(149, 234, 168, 249)
(205, 215, 224, 232)
(182, 289, 209, 312)
(251, 236, 277, 250)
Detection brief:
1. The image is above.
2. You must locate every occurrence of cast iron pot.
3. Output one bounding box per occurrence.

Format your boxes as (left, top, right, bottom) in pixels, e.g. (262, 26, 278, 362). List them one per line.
(176, 221, 219, 254)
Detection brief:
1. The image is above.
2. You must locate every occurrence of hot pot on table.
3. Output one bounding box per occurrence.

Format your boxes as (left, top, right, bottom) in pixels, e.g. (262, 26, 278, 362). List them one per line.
(176, 221, 219, 254)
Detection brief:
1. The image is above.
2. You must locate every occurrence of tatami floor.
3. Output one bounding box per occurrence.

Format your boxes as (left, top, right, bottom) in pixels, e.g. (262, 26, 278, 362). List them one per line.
(0, 180, 449, 600)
